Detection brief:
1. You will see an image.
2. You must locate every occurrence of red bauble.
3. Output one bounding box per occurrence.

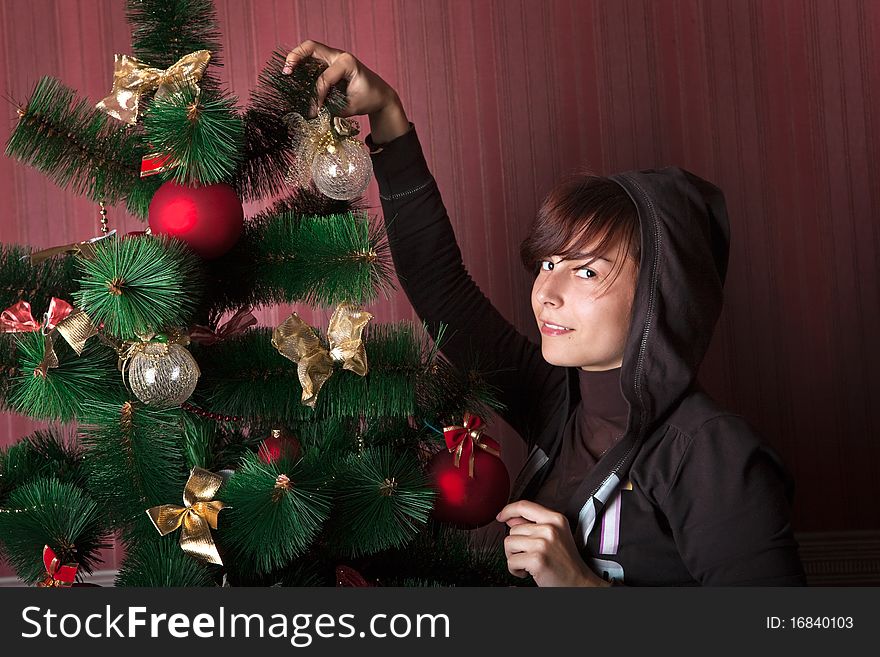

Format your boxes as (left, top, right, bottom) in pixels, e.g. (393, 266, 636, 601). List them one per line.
(258, 428, 302, 465)
(427, 441, 510, 529)
(148, 181, 244, 259)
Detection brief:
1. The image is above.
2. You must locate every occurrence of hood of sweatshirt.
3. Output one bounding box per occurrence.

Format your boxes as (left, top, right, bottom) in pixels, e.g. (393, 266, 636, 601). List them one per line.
(614, 167, 730, 444)
(523, 167, 732, 511)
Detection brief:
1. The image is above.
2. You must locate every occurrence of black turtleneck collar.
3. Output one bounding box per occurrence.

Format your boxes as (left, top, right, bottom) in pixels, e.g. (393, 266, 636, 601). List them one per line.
(577, 366, 629, 421)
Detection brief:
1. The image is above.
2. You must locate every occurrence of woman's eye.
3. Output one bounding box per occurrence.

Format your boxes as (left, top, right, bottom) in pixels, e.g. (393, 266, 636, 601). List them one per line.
(540, 260, 554, 272)
(575, 267, 597, 279)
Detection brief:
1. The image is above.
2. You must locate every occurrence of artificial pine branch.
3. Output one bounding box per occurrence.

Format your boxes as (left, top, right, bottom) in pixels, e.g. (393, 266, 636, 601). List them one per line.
(76, 234, 204, 339)
(0, 429, 86, 506)
(190, 323, 426, 424)
(115, 536, 216, 587)
(325, 446, 435, 558)
(5, 77, 143, 204)
(143, 84, 244, 185)
(124, 174, 165, 220)
(4, 332, 123, 422)
(0, 478, 111, 584)
(235, 51, 348, 201)
(220, 451, 332, 577)
(78, 400, 189, 537)
(205, 210, 393, 313)
(0, 335, 17, 403)
(0, 245, 80, 311)
(177, 411, 254, 473)
(357, 523, 517, 587)
(269, 187, 364, 217)
(126, 0, 223, 71)
(415, 352, 506, 431)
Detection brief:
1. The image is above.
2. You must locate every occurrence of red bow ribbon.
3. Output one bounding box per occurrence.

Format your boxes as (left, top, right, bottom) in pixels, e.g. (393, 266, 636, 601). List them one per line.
(0, 298, 73, 334)
(37, 545, 78, 587)
(189, 307, 257, 346)
(335, 565, 377, 587)
(443, 412, 501, 478)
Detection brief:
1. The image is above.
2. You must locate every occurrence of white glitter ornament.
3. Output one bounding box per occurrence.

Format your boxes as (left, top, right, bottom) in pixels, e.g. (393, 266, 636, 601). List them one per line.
(124, 341, 200, 407)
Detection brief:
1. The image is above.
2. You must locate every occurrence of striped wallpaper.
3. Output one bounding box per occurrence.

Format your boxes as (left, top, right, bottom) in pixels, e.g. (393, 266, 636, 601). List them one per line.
(0, 1, 878, 578)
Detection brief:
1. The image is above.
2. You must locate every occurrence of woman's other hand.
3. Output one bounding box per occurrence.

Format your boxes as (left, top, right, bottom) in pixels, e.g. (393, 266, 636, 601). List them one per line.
(497, 500, 611, 587)
(283, 39, 410, 144)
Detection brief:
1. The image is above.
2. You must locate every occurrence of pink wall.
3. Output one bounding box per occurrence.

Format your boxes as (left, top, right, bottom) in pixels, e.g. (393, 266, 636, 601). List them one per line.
(1, 0, 879, 580)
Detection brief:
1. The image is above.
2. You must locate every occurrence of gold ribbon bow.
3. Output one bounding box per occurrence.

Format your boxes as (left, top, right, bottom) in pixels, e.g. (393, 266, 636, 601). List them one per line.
(96, 50, 211, 125)
(27, 230, 116, 265)
(114, 328, 192, 376)
(443, 412, 502, 478)
(284, 107, 362, 189)
(146, 467, 227, 566)
(272, 303, 372, 408)
(1, 298, 99, 377)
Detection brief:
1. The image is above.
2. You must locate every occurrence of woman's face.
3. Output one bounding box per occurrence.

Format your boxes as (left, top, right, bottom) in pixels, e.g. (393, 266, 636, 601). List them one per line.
(530, 241, 638, 371)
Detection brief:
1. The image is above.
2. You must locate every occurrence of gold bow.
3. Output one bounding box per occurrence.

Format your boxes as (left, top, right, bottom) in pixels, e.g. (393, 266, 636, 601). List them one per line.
(272, 303, 372, 408)
(96, 50, 212, 125)
(284, 107, 362, 189)
(27, 230, 116, 265)
(146, 467, 227, 566)
(1, 298, 99, 377)
(114, 328, 192, 375)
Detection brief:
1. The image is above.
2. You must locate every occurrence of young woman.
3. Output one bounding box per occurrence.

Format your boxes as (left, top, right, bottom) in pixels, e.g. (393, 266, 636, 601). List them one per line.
(283, 41, 807, 587)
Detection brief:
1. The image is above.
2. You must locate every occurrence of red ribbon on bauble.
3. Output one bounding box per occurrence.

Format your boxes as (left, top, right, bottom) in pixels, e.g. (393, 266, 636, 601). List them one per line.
(189, 307, 257, 346)
(37, 545, 78, 588)
(0, 298, 73, 334)
(443, 412, 501, 478)
(335, 565, 377, 587)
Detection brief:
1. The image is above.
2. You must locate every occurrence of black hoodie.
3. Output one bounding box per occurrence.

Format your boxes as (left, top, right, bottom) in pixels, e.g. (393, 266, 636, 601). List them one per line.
(367, 124, 807, 586)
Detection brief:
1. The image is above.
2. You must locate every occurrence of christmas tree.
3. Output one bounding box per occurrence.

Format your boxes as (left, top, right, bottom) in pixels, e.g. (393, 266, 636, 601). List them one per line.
(0, 0, 514, 587)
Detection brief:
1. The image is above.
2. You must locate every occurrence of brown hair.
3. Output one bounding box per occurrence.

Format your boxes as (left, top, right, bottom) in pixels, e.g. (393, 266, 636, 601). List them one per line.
(520, 174, 641, 289)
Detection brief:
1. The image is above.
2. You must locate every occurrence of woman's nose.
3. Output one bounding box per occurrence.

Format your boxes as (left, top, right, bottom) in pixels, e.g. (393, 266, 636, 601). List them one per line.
(535, 274, 563, 307)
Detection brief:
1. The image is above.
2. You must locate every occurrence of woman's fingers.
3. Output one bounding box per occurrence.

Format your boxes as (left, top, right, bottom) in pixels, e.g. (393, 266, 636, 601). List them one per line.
(504, 535, 543, 578)
(496, 500, 566, 528)
(504, 534, 545, 557)
(503, 516, 532, 529)
(506, 552, 539, 579)
(314, 53, 357, 108)
(508, 522, 554, 539)
(283, 39, 338, 73)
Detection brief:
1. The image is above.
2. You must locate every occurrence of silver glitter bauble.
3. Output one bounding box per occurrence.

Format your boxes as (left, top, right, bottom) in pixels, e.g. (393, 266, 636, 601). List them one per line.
(310, 137, 372, 201)
(126, 342, 200, 407)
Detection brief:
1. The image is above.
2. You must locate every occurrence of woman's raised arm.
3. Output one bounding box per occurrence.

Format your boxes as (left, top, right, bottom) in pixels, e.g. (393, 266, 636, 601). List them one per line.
(285, 41, 567, 444)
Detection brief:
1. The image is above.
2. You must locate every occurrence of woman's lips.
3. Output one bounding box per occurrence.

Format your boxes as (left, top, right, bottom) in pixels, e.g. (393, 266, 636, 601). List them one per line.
(540, 322, 574, 337)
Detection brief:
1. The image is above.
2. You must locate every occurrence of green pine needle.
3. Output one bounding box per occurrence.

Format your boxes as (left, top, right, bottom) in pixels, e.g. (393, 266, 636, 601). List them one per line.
(144, 85, 244, 185)
(125, 175, 165, 220)
(179, 411, 216, 470)
(220, 451, 331, 577)
(268, 187, 362, 217)
(327, 446, 435, 558)
(115, 536, 216, 587)
(0, 477, 111, 584)
(5, 77, 143, 203)
(191, 322, 426, 423)
(126, 0, 223, 71)
(354, 522, 516, 587)
(76, 234, 204, 339)
(236, 51, 348, 202)
(78, 400, 189, 534)
(0, 429, 85, 506)
(0, 335, 19, 405)
(0, 245, 81, 312)
(5, 331, 123, 422)
(207, 210, 393, 312)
